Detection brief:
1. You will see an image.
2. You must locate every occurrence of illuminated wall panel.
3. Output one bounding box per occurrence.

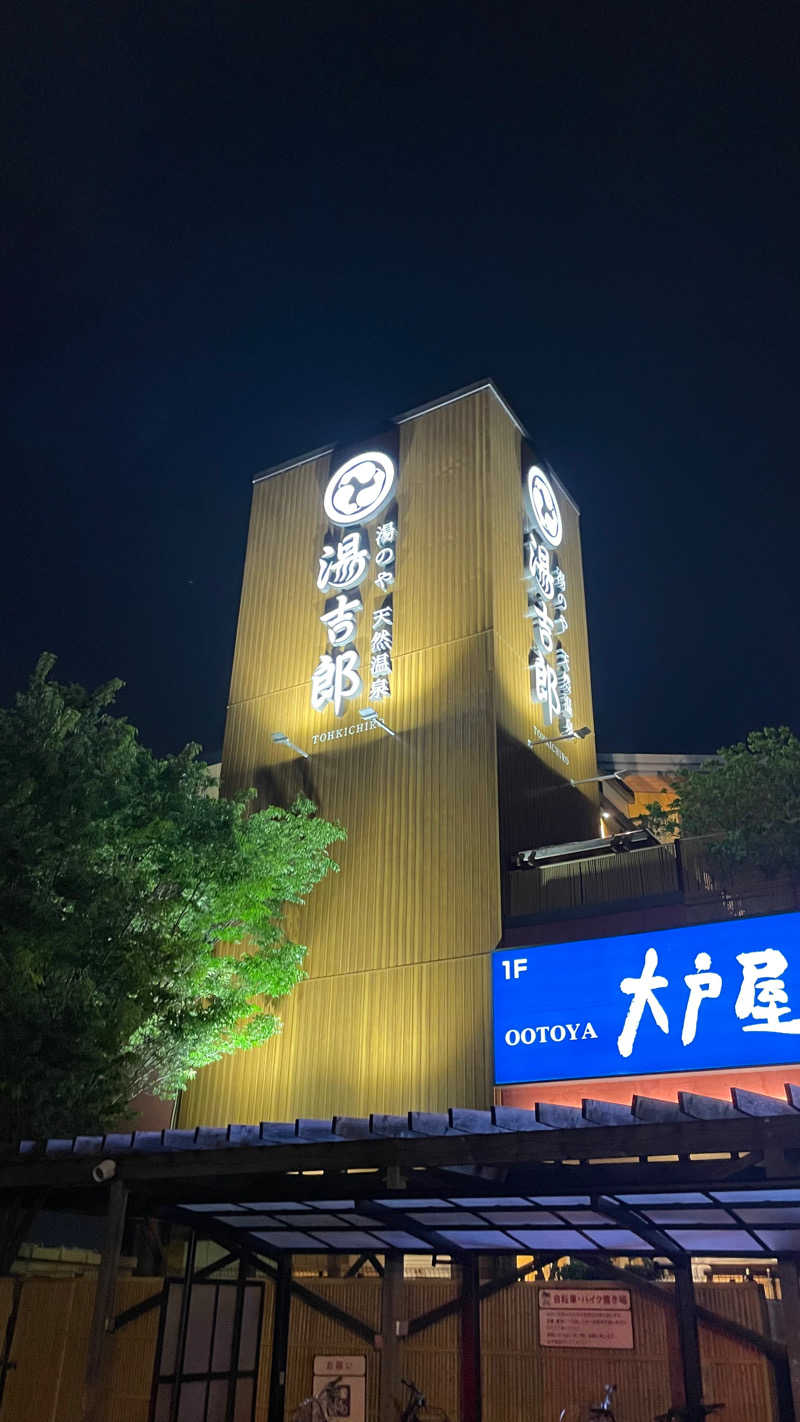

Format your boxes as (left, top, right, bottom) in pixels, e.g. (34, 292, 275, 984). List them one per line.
(183, 953, 493, 1127)
(181, 382, 598, 1126)
(217, 634, 500, 981)
(486, 395, 599, 863)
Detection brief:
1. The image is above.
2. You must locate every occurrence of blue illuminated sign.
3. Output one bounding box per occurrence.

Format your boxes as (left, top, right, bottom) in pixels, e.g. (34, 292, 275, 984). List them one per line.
(492, 912, 800, 1085)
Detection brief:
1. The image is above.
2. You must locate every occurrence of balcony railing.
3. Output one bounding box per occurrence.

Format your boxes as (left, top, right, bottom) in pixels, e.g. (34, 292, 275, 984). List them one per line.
(506, 835, 799, 925)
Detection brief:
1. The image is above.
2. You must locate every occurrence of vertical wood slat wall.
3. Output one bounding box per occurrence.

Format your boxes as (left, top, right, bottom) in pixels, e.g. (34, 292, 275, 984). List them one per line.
(0, 1276, 776, 1422)
(181, 386, 599, 1128)
(488, 394, 599, 862)
(0, 1276, 161, 1422)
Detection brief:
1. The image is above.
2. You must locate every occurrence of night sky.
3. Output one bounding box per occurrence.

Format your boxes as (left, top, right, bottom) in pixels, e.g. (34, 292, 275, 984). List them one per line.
(3, 2, 798, 760)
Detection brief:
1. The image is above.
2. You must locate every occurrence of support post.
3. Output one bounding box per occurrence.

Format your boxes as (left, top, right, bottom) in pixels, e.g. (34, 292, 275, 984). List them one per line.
(778, 1259, 800, 1422)
(673, 1257, 704, 1422)
(379, 1254, 403, 1422)
(267, 1255, 292, 1422)
(168, 1230, 197, 1422)
(460, 1256, 481, 1422)
(225, 1255, 248, 1422)
(82, 1178, 128, 1422)
(0, 1278, 23, 1411)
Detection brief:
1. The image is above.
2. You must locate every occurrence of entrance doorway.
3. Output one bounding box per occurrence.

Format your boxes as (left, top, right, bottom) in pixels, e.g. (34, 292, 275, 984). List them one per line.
(151, 1273, 264, 1422)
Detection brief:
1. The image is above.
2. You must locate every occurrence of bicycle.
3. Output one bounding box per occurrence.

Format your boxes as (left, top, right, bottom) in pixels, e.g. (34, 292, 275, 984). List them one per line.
(559, 1383, 617, 1421)
(654, 1406, 724, 1421)
(291, 1375, 349, 1421)
(400, 1376, 451, 1422)
(557, 1384, 725, 1422)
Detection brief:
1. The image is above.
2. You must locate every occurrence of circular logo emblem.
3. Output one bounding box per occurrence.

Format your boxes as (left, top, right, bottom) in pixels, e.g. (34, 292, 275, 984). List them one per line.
(527, 465, 563, 548)
(323, 452, 396, 526)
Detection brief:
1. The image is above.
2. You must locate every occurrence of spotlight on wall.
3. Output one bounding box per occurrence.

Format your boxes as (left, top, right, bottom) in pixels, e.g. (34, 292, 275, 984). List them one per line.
(359, 707, 396, 737)
(271, 731, 310, 759)
(527, 725, 591, 750)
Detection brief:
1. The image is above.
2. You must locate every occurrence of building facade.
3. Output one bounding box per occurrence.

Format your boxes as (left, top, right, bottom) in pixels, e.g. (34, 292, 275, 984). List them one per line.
(180, 379, 800, 1136)
(181, 380, 600, 1127)
(7, 384, 800, 1422)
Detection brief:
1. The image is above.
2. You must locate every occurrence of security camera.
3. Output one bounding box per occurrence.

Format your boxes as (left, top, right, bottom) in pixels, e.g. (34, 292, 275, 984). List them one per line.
(91, 1159, 117, 1183)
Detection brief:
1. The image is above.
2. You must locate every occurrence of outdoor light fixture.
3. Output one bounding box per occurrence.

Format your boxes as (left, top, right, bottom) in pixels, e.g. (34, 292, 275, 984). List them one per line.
(359, 707, 396, 737)
(526, 770, 634, 800)
(573, 771, 631, 792)
(527, 725, 591, 750)
(271, 731, 310, 759)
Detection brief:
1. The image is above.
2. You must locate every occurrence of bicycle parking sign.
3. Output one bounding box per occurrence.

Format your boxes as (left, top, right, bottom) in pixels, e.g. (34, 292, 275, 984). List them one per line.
(538, 1287, 634, 1349)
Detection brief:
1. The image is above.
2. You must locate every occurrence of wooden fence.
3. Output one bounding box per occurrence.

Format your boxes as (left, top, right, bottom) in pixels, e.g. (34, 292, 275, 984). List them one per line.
(0, 1273, 777, 1421)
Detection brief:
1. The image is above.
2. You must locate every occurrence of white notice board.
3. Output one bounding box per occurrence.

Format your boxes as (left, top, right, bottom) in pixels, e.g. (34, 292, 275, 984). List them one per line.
(538, 1287, 634, 1349)
(312, 1355, 366, 1421)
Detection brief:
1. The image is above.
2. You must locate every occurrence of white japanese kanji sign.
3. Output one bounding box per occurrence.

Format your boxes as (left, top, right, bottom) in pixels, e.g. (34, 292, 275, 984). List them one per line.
(310, 450, 398, 720)
(312, 1355, 366, 1422)
(523, 465, 573, 735)
(310, 649, 362, 716)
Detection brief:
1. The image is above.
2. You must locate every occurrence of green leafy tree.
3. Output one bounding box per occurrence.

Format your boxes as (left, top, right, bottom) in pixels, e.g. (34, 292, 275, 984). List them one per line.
(0, 655, 345, 1141)
(634, 727, 800, 876)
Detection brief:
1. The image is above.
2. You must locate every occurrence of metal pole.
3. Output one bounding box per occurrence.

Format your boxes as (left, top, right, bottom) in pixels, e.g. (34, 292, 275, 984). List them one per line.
(225, 1255, 248, 1422)
(674, 835, 686, 894)
(168, 1229, 197, 1422)
(460, 1256, 482, 1422)
(267, 1255, 292, 1422)
(379, 1254, 403, 1422)
(673, 1258, 704, 1422)
(0, 1278, 23, 1410)
(82, 1178, 128, 1422)
(146, 1280, 170, 1422)
(778, 1259, 800, 1421)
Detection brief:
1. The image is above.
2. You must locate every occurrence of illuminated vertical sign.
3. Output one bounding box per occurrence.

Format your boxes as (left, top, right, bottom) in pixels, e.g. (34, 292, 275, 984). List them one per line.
(523, 463, 574, 736)
(310, 451, 398, 722)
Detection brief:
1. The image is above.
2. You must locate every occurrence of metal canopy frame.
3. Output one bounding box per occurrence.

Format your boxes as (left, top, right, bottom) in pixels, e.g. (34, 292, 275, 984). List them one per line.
(5, 1090, 800, 1422)
(165, 1181, 800, 1261)
(5, 1089, 800, 1217)
(4, 1090, 800, 1258)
